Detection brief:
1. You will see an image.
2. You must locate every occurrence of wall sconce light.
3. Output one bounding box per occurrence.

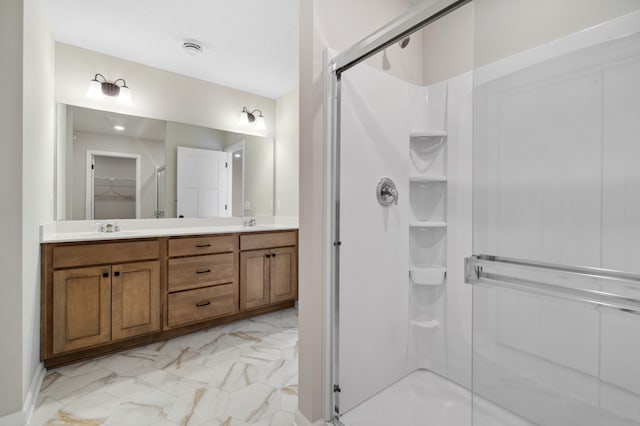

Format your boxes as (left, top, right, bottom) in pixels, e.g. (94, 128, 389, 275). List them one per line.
(86, 74, 133, 106)
(239, 107, 266, 130)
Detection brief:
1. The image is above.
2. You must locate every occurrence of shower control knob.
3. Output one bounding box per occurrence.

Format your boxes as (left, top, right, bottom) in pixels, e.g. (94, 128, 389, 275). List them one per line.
(377, 177, 398, 206)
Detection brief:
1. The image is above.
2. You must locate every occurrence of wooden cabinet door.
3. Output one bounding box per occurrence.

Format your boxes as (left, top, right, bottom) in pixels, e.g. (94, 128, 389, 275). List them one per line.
(240, 249, 270, 310)
(52, 265, 111, 354)
(269, 247, 298, 303)
(112, 260, 161, 340)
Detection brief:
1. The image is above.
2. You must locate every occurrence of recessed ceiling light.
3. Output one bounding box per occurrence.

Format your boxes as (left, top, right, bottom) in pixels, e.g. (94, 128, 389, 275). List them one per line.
(114, 125, 125, 131)
(182, 40, 203, 56)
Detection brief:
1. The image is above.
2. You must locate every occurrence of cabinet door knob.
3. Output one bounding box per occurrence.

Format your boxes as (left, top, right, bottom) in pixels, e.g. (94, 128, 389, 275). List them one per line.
(272, 253, 277, 258)
(196, 301, 211, 307)
(114, 271, 120, 277)
(265, 254, 271, 258)
(196, 269, 211, 274)
(102, 272, 109, 278)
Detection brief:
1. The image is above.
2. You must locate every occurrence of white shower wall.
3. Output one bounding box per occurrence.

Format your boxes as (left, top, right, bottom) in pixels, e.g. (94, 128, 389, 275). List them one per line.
(338, 59, 474, 413)
(472, 11, 640, 425)
(339, 59, 411, 414)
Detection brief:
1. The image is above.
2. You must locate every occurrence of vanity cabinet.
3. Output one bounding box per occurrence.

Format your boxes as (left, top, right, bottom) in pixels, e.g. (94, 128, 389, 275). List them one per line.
(166, 234, 238, 328)
(44, 241, 161, 356)
(240, 232, 298, 310)
(41, 229, 297, 367)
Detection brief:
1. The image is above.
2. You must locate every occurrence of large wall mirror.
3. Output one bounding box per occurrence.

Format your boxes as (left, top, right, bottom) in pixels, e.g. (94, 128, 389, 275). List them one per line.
(56, 104, 274, 220)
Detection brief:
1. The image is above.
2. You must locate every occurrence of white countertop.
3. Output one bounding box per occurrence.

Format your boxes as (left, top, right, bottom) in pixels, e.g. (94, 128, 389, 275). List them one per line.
(40, 217, 298, 243)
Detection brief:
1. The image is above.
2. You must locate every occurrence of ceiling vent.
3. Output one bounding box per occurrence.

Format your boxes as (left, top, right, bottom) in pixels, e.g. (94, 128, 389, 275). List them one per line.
(182, 40, 203, 56)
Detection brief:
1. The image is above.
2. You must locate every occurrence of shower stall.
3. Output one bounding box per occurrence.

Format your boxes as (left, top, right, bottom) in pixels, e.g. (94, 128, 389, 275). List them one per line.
(324, 1, 640, 425)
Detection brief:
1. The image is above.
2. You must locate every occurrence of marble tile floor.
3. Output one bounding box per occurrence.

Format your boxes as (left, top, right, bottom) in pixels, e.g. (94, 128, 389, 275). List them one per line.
(31, 308, 299, 426)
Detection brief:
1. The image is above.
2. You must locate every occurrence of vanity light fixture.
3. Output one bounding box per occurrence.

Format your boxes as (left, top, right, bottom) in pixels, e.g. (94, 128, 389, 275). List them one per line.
(86, 74, 133, 106)
(239, 107, 266, 130)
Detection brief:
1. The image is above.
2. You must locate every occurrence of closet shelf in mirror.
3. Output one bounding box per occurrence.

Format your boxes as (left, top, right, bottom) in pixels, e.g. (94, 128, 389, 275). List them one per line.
(409, 176, 447, 183)
(409, 221, 447, 228)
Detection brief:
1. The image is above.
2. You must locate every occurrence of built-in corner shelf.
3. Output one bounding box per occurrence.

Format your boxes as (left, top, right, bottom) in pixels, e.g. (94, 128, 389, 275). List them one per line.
(411, 319, 440, 329)
(410, 130, 448, 140)
(409, 266, 446, 286)
(410, 221, 447, 228)
(410, 176, 447, 183)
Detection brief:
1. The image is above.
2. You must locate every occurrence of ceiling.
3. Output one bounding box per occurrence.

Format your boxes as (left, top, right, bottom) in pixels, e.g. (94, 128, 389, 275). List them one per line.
(47, 0, 299, 99)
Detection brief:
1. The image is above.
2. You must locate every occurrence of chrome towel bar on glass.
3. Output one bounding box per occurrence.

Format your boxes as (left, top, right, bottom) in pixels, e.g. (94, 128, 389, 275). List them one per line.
(465, 255, 640, 315)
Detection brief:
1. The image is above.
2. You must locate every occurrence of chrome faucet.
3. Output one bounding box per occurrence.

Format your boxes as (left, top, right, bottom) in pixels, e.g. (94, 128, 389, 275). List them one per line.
(243, 217, 256, 226)
(97, 221, 120, 232)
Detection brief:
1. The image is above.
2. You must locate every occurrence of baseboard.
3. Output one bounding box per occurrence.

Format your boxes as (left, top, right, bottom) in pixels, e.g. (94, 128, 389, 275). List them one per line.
(294, 410, 328, 426)
(0, 363, 45, 426)
(24, 363, 46, 425)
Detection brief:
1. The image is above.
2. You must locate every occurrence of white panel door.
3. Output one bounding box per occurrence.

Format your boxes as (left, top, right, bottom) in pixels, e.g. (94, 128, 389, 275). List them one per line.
(339, 64, 410, 413)
(177, 146, 229, 218)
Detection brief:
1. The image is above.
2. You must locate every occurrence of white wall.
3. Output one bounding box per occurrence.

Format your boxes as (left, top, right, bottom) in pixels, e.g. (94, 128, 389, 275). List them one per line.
(421, 2, 474, 85)
(22, 0, 55, 420)
(0, 0, 26, 419)
(224, 133, 274, 217)
(72, 131, 165, 220)
(298, 0, 414, 422)
(275, 89, 299, 217)
(474, 0, 640, 67)
(0, 0, 56, 422)
(55, 43, 276, 139)
(164, 122, 226, 218)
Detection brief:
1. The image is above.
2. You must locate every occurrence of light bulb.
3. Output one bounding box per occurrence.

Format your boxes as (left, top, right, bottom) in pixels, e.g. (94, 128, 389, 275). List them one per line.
(118, 85, 133, 106)
(86, 79, 103, 100)
(239, 110, 250, 126)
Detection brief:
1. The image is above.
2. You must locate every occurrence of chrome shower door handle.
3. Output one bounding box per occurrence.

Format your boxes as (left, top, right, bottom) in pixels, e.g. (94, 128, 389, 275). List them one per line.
(377, 177, 398, 206)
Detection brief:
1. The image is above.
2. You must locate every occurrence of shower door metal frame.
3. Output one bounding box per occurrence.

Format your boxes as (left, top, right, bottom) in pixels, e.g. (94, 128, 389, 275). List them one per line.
(323, 0, 473, 423)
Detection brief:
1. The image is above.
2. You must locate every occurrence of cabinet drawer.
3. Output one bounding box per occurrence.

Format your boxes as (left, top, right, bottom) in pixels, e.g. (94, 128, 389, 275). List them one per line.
(169, 235, 235, 257)
(168, 253, 235, 292)
(240, 231, 296, 251)
(52, 240, 160, 269)
(167, 284, 237, 327)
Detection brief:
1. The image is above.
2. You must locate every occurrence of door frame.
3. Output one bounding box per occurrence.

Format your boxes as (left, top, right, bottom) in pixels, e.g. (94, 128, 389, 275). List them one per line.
(86, 150, 142, 220)
(225, 141, 246, 217)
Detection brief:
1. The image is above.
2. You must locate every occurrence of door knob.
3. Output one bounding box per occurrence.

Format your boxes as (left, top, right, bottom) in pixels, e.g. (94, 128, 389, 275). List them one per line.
(377, 177, 398, 206)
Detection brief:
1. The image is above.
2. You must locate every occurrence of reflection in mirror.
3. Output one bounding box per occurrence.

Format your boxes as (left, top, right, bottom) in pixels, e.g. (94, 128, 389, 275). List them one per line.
(56, 104, 274, 220)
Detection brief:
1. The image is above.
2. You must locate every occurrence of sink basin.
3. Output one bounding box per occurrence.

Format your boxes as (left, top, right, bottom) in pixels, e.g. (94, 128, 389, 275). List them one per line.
(83, 231, 141, 237)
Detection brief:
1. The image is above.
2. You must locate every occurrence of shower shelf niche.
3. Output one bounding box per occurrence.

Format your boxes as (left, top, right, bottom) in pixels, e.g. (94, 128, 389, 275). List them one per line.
(410, 319, 440, 329)
(410, 176, 447, 183)
(410, 266, 446, 286)
(410, 221, 447, 228)
(410, 130, 448, 139)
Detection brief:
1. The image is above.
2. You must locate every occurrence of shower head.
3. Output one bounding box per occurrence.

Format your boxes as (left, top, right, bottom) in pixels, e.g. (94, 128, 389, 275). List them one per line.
(398, 37, 411, 49)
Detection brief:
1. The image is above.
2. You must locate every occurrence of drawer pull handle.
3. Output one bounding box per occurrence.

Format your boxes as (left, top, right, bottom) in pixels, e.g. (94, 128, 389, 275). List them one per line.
(196, 244, 212, 248)
(196, 269, 211, 274)
(196, 301, 211, 307)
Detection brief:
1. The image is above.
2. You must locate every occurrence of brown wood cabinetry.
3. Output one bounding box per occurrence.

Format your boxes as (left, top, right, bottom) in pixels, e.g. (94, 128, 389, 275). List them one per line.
(111, 261, 161, 340)
(42, 229, 297, 367)
(52, 265, 111, 354)
(166, 234, 238, 328)
(240, 233, 298, 310)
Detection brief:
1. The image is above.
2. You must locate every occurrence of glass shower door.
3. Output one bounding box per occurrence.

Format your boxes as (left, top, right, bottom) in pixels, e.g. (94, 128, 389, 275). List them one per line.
(470, 3, 640, 425)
